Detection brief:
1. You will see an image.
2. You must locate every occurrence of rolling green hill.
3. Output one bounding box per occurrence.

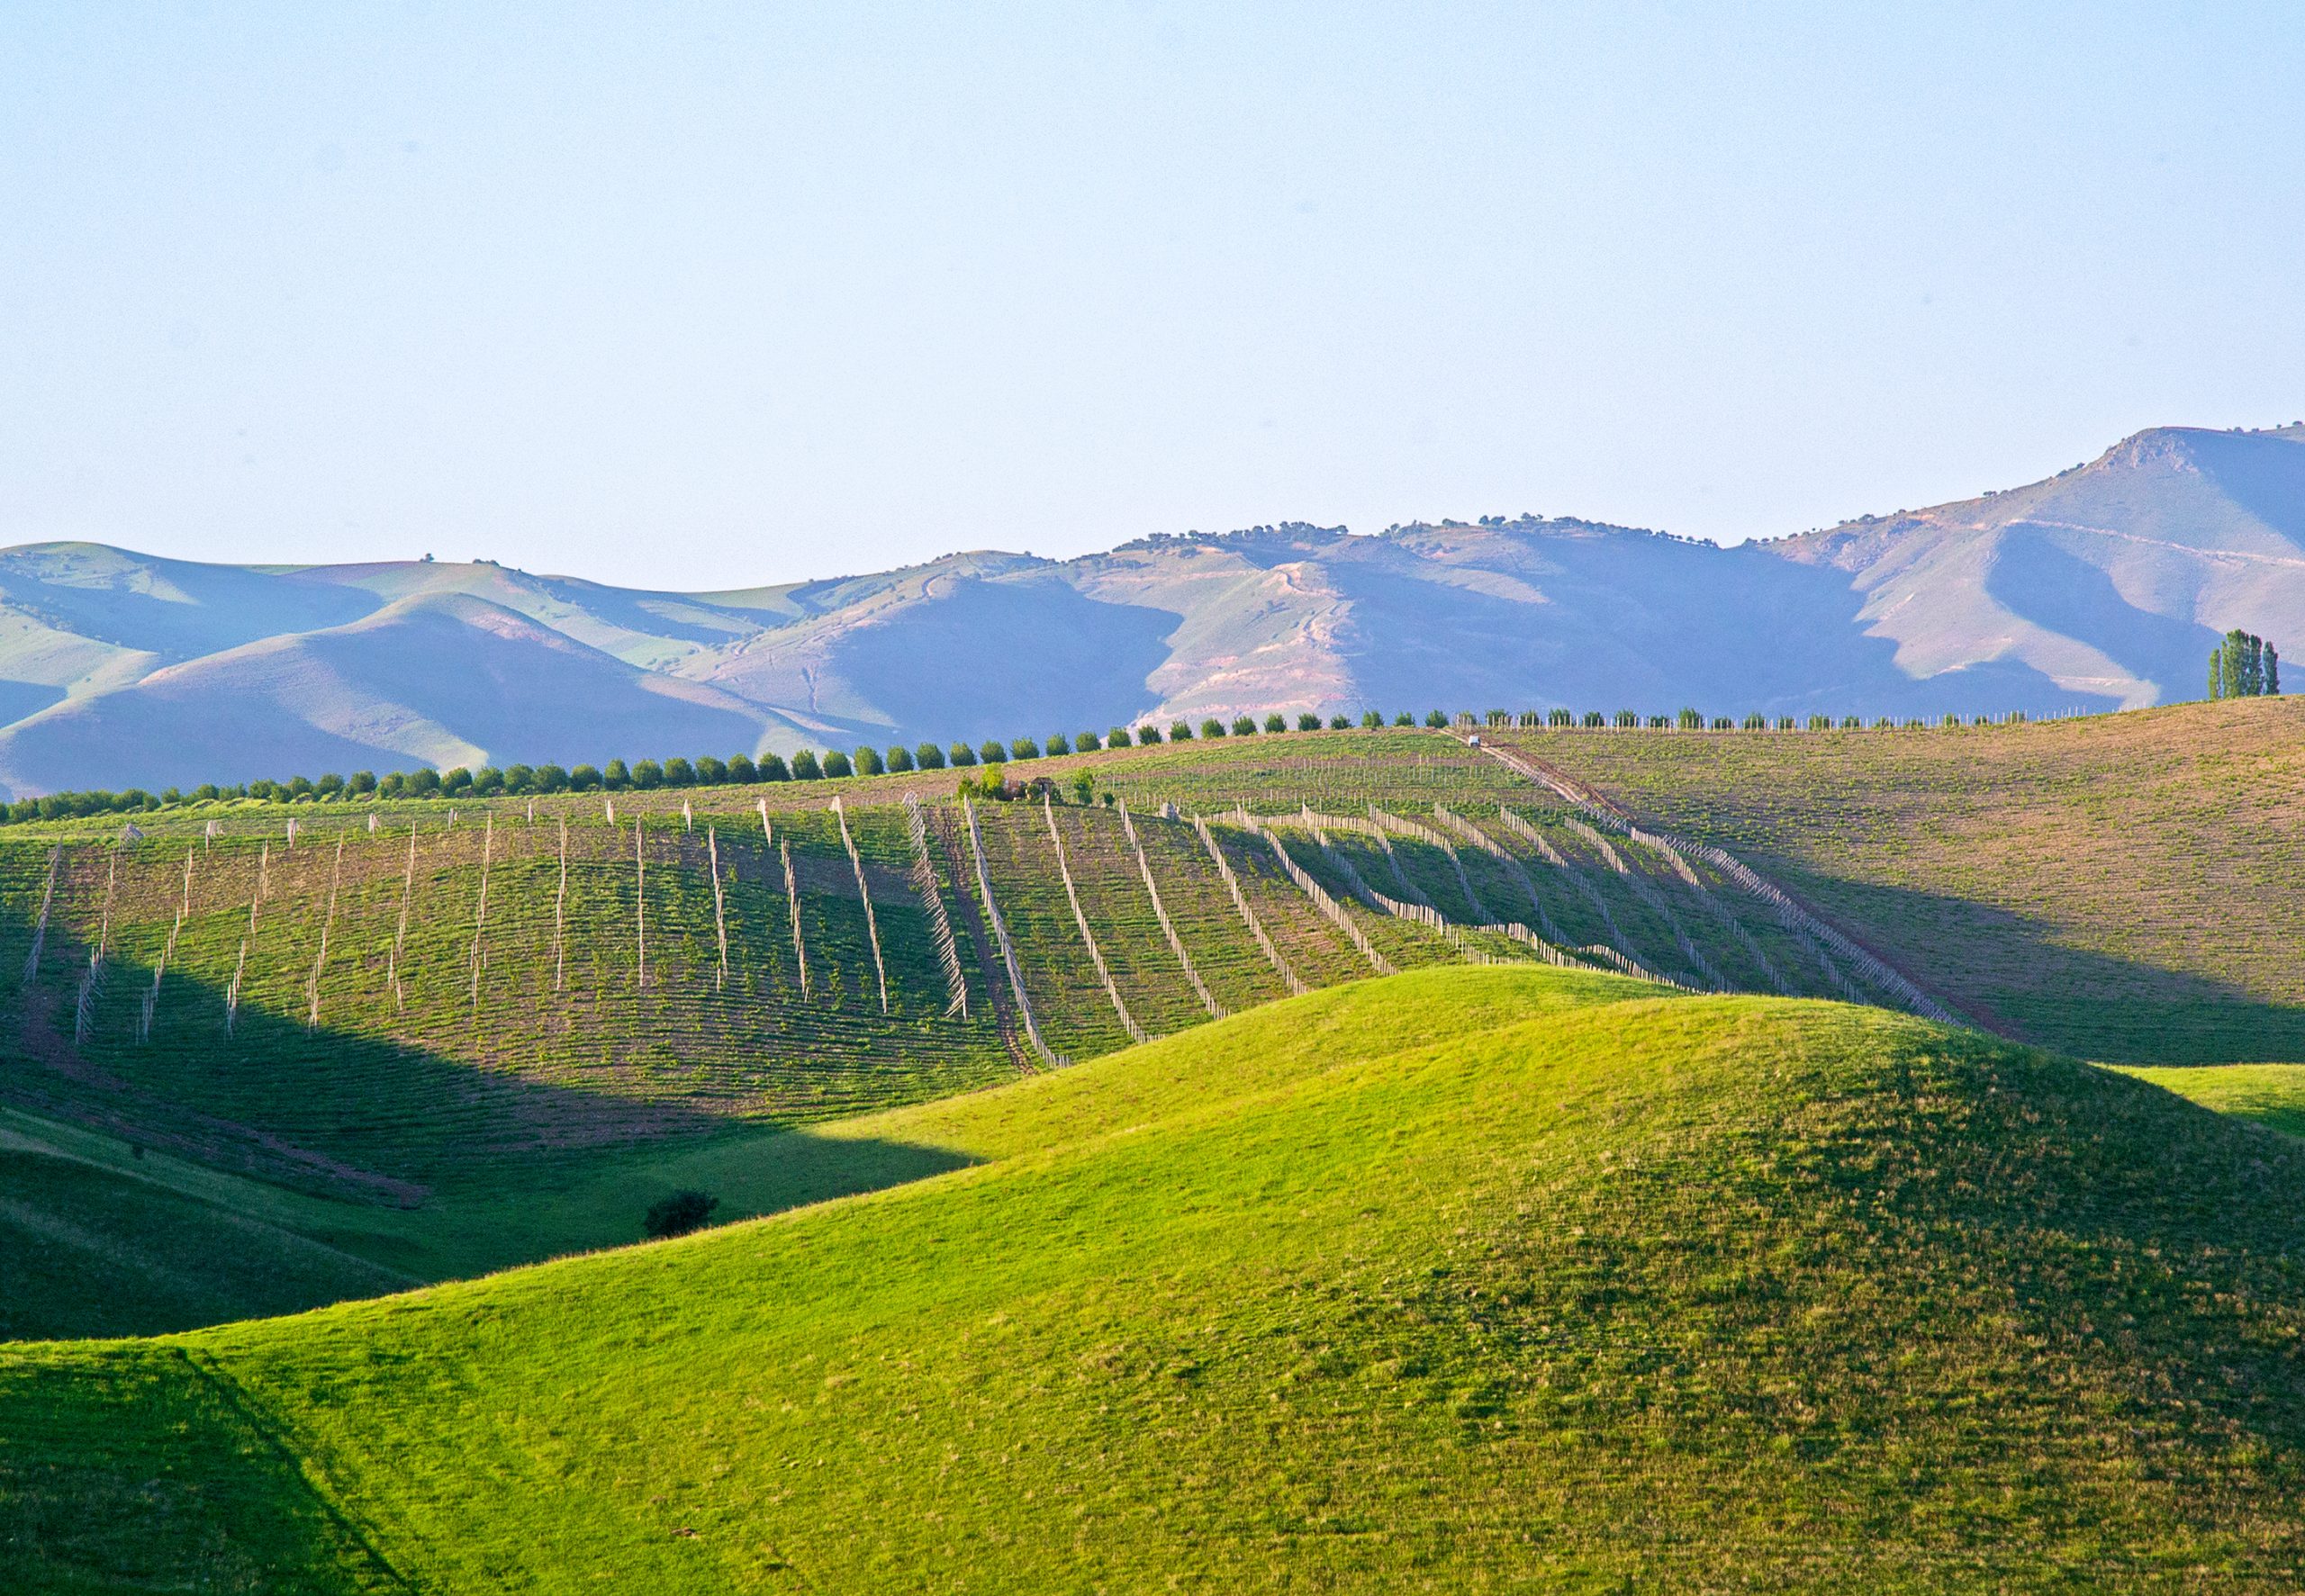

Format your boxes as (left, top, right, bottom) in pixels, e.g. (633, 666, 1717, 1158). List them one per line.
(8, 965, 2305, 1591)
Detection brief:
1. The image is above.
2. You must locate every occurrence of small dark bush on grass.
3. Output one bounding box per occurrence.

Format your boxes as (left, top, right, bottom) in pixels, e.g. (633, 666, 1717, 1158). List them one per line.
(645, 1189, 720, 1240)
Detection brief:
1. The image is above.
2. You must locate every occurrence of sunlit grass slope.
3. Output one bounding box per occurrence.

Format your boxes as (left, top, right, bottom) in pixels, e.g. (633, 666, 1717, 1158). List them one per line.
(1507, 697, 2305, 1064)
(2119, 1063, 2305, 1140)
(8, 965, 2305, 1591)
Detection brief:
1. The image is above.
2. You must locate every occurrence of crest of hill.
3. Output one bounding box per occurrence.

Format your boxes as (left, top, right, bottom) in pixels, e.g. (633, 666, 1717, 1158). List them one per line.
(0, 589, 788, 798)
(1765, 423, 2305, 707)
(6, 966, 2305, 1588)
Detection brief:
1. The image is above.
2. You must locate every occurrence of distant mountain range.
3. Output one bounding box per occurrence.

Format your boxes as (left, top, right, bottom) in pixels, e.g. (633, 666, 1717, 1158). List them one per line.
(1, 422, 2300, 797)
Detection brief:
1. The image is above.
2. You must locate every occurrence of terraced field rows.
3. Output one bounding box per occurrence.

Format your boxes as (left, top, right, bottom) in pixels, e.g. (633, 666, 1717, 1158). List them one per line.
(0, 739, 1919, 1215)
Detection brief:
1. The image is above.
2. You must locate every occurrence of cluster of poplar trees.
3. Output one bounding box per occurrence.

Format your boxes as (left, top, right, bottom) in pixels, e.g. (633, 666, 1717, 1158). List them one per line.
(2209, 630, 2282, 699)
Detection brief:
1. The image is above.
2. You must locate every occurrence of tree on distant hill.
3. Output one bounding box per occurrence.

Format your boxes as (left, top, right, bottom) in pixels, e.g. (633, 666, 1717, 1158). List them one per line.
(2210, 631, 2282, 699)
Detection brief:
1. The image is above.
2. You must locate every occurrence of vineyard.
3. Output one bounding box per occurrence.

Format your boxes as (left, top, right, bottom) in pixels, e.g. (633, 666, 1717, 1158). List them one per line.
(1495, 696, 2305, 1065)
(0, 728, 1945, 1331)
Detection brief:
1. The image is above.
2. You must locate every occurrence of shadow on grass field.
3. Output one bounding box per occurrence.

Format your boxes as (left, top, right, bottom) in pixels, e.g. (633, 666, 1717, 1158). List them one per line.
(4, 925, 983, 1338)
(1767, 873, 2305, 1065)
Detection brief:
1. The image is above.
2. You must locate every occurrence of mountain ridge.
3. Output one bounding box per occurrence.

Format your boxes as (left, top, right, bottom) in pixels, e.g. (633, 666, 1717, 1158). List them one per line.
(0, 423, 2299, 795)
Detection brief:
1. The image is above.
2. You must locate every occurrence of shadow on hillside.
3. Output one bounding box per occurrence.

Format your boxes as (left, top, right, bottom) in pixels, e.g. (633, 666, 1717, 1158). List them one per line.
(1984, 526, 2221, 696)
(701, 1128, 977, 1229)
(1756, 865, 2305, 1067)
(0, 931, 748, 1209)
(1318, 531, 2107, 719)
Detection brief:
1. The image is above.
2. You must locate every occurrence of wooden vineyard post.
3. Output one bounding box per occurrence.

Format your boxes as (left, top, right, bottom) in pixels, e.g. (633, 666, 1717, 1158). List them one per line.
(833, 797, 890, 1014)
(470, 815, 494, 1014)
(708, 824, 728, 991)
(903, 792, 968, 1018)
(387, 825, 417, 1011)
(140, 846, 196, 1043)
(1191, 816, 1307, 996)
(633, 817, 646, 990)
(781, 838, 809, 1000)
(963, 798, 1063, 1067)
(75, 854, 118, 1044)
(1120, 801, 1223, 1021)
(1042, 796, 1148, 1043)
(306, 834, 344, 1031)
(228, 844, 263, 1037)
(552, 817, 569, 993)
(22, 845, 59, 987)
(756, 798, 772, 847)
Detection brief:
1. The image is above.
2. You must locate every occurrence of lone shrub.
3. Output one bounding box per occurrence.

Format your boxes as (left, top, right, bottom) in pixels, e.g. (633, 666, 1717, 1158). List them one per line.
(644, 1189, 719, 1240)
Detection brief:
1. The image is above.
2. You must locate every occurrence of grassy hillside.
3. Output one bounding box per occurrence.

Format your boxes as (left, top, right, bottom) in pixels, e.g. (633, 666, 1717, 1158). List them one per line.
(4, 730, 1892, 1337)
(1505, 697, 2305, 1065)
(7, 965, 2305, 1591)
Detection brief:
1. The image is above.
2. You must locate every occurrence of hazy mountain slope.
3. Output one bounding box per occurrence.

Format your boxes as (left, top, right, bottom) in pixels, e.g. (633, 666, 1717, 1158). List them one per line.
(0, 592, 780, 793)
(1768, 423, 2305, 707)
(0, 423, 2300, 795)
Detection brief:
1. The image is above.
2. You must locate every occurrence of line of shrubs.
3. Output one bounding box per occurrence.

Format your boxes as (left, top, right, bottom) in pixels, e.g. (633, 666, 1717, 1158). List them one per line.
(0, 702, 2077, 825)
(1483, 708, 2050, 731)
(0, 710, 1394, 824)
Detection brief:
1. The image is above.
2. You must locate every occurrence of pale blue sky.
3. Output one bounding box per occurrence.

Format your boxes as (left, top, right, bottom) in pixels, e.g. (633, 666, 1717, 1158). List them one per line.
(5, 3, 2302, 590)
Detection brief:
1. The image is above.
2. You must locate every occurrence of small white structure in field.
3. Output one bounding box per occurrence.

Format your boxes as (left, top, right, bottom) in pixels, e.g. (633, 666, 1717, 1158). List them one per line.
(118, 822, 144, 844)
(1468, 734, 1482, 747)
